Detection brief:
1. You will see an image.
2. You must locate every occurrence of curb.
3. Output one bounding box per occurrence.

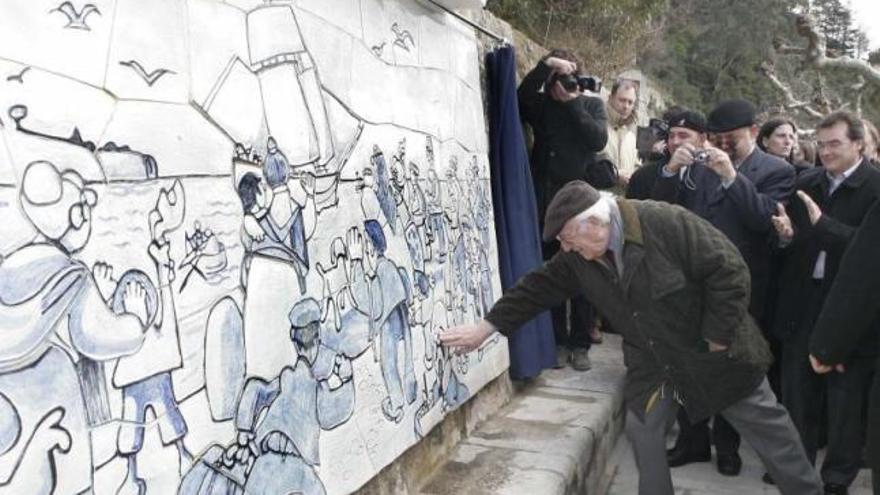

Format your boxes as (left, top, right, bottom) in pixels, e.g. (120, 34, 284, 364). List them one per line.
(418, 334, 627, 495)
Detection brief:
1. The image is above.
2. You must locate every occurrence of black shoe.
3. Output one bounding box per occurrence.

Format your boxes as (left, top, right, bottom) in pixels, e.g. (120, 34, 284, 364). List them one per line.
(823, 483, 849, 495)
(715, 452, 742, 476)
(761, 472, 775, 485)
(666, 443, 711, 468)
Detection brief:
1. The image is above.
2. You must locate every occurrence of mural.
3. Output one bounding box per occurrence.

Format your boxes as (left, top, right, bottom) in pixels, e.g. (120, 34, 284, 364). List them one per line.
(0, 0, 507, 494)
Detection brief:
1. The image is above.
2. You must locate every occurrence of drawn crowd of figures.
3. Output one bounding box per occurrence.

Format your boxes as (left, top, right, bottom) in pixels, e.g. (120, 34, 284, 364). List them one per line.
(0, 2, 499, 494)
(0, 131, 496, 495)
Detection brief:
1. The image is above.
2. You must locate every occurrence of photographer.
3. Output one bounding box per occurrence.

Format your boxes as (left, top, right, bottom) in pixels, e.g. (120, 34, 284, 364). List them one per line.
(518, 49, 608, 370)
(651, 101, 795, 479)
(625, 106, 684, 200)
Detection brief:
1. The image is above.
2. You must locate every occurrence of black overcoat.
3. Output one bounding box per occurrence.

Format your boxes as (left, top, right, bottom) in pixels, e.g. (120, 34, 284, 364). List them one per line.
(517, 60, 608, 222)
(810, 201, 880, 465)
(773, 160, 880, 355)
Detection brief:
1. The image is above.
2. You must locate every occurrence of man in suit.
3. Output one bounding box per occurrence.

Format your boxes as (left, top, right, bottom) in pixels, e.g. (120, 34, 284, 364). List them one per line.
(772, 111, 880, 495)
(652, 100, 796, 477)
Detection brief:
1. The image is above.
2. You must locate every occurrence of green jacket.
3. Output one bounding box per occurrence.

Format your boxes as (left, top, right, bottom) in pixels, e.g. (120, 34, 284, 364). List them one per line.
(486, 199, 771, 421)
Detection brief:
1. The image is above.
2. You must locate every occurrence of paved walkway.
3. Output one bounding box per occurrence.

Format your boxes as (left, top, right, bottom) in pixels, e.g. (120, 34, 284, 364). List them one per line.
(418, 334, 627, 495)
(606, 425, 873, 494)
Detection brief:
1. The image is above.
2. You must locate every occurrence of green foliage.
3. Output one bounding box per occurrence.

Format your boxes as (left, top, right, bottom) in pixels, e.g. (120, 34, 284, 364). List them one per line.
(488, 0, 878, 127)
(486, 0, 667, 77)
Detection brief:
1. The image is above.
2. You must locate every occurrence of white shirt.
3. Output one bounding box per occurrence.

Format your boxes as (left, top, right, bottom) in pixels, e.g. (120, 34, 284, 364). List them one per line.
(812, 160, 863, 279)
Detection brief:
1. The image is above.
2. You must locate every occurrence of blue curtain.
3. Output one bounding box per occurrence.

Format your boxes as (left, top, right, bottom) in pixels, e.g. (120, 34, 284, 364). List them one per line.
(486, 45, 555, 379)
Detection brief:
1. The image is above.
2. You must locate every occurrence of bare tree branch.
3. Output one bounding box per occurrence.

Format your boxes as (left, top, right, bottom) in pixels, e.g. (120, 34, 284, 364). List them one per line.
(759, 61, 824, 118)
(851, 75, 867, 117)
(792, 14, 880, 86)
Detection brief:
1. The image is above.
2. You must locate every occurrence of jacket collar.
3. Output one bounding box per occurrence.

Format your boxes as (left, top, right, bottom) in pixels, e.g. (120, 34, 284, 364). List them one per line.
(616, 199, 644, 245)
(616, 199, 646, 292)
(805, 159, 870, 192)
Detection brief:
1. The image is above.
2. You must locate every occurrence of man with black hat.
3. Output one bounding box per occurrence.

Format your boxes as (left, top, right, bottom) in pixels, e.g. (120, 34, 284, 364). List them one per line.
(439, 180, 820, 495)
(651, 100, 795, 476)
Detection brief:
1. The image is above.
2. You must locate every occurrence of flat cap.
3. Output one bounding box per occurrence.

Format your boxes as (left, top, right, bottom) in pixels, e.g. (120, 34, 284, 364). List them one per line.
(666, 110, 707, 134)
(707, 99, 756, 133)
(542, 180, 601, 242)
(288, 298, 321, 328)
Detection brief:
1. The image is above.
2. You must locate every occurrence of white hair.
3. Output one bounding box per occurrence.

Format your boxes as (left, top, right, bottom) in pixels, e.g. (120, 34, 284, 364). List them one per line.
(573, 195, 613, 225)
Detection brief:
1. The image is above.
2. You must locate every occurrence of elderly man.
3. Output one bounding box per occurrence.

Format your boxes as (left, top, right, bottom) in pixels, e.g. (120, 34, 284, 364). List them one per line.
(440, 181, 820, 495)
(653, 101, 796, 476)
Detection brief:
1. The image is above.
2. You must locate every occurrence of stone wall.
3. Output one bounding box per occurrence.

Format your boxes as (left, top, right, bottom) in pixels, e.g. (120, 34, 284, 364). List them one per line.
(0, 1, 509, 494)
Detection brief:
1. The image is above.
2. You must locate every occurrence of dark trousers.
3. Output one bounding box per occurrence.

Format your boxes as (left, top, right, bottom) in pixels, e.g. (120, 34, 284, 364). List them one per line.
(551, 297, 593, 350)
(781, 282, 873, 487)
(673, 408, 740, 455)
(626, 379, 821, 495)
(543, 240, 593, 350)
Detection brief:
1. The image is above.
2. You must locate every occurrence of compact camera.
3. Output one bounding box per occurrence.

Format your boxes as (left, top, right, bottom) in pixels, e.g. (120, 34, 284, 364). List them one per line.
(692, 150, 710, 166)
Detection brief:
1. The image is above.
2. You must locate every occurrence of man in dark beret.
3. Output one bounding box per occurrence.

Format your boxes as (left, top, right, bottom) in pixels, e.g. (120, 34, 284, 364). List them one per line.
(649, 100, 796, 476)
(440, 180, 820, 495)
(625, 108, 707, 200)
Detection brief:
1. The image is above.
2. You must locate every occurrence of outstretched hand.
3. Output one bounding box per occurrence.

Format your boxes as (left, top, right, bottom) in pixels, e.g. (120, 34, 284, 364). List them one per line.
(439, 320, 496, 354)
(797, 190, 822, 225)
(772, 203, 793, 241)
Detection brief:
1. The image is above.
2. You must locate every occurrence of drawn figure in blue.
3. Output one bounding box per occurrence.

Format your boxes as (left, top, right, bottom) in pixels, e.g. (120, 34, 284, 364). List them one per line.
(461, 215, 493, 320)
(365, 145, 397, 234)
(237, 137, 318, 381)
(250, 137, 316, 292)
(0, 161, 148, 494)
(389, 138, 410, 226)
(111, 229, 192, 495)
(466, 156, 493, 248)
(423, 167, 447, 263)
(413, 302, 469, 439)
(179, 299, 363, 495)
(344, 224, 417, 423)
(402, 160, 429, 287)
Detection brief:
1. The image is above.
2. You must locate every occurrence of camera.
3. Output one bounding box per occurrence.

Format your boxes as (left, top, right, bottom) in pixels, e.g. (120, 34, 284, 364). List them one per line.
(692, 150, 710, 166)
(549, 72, 603, 93)
(636, 118, 670, 158)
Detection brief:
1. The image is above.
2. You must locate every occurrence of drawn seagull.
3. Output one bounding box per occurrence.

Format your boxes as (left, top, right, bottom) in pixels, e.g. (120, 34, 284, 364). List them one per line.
(119, 60, 176, 87)
(49, 2, 101, 31)
(391, 23, 414, 51)
(6, 66, 31, 84)
(371, 42, 386, 57)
